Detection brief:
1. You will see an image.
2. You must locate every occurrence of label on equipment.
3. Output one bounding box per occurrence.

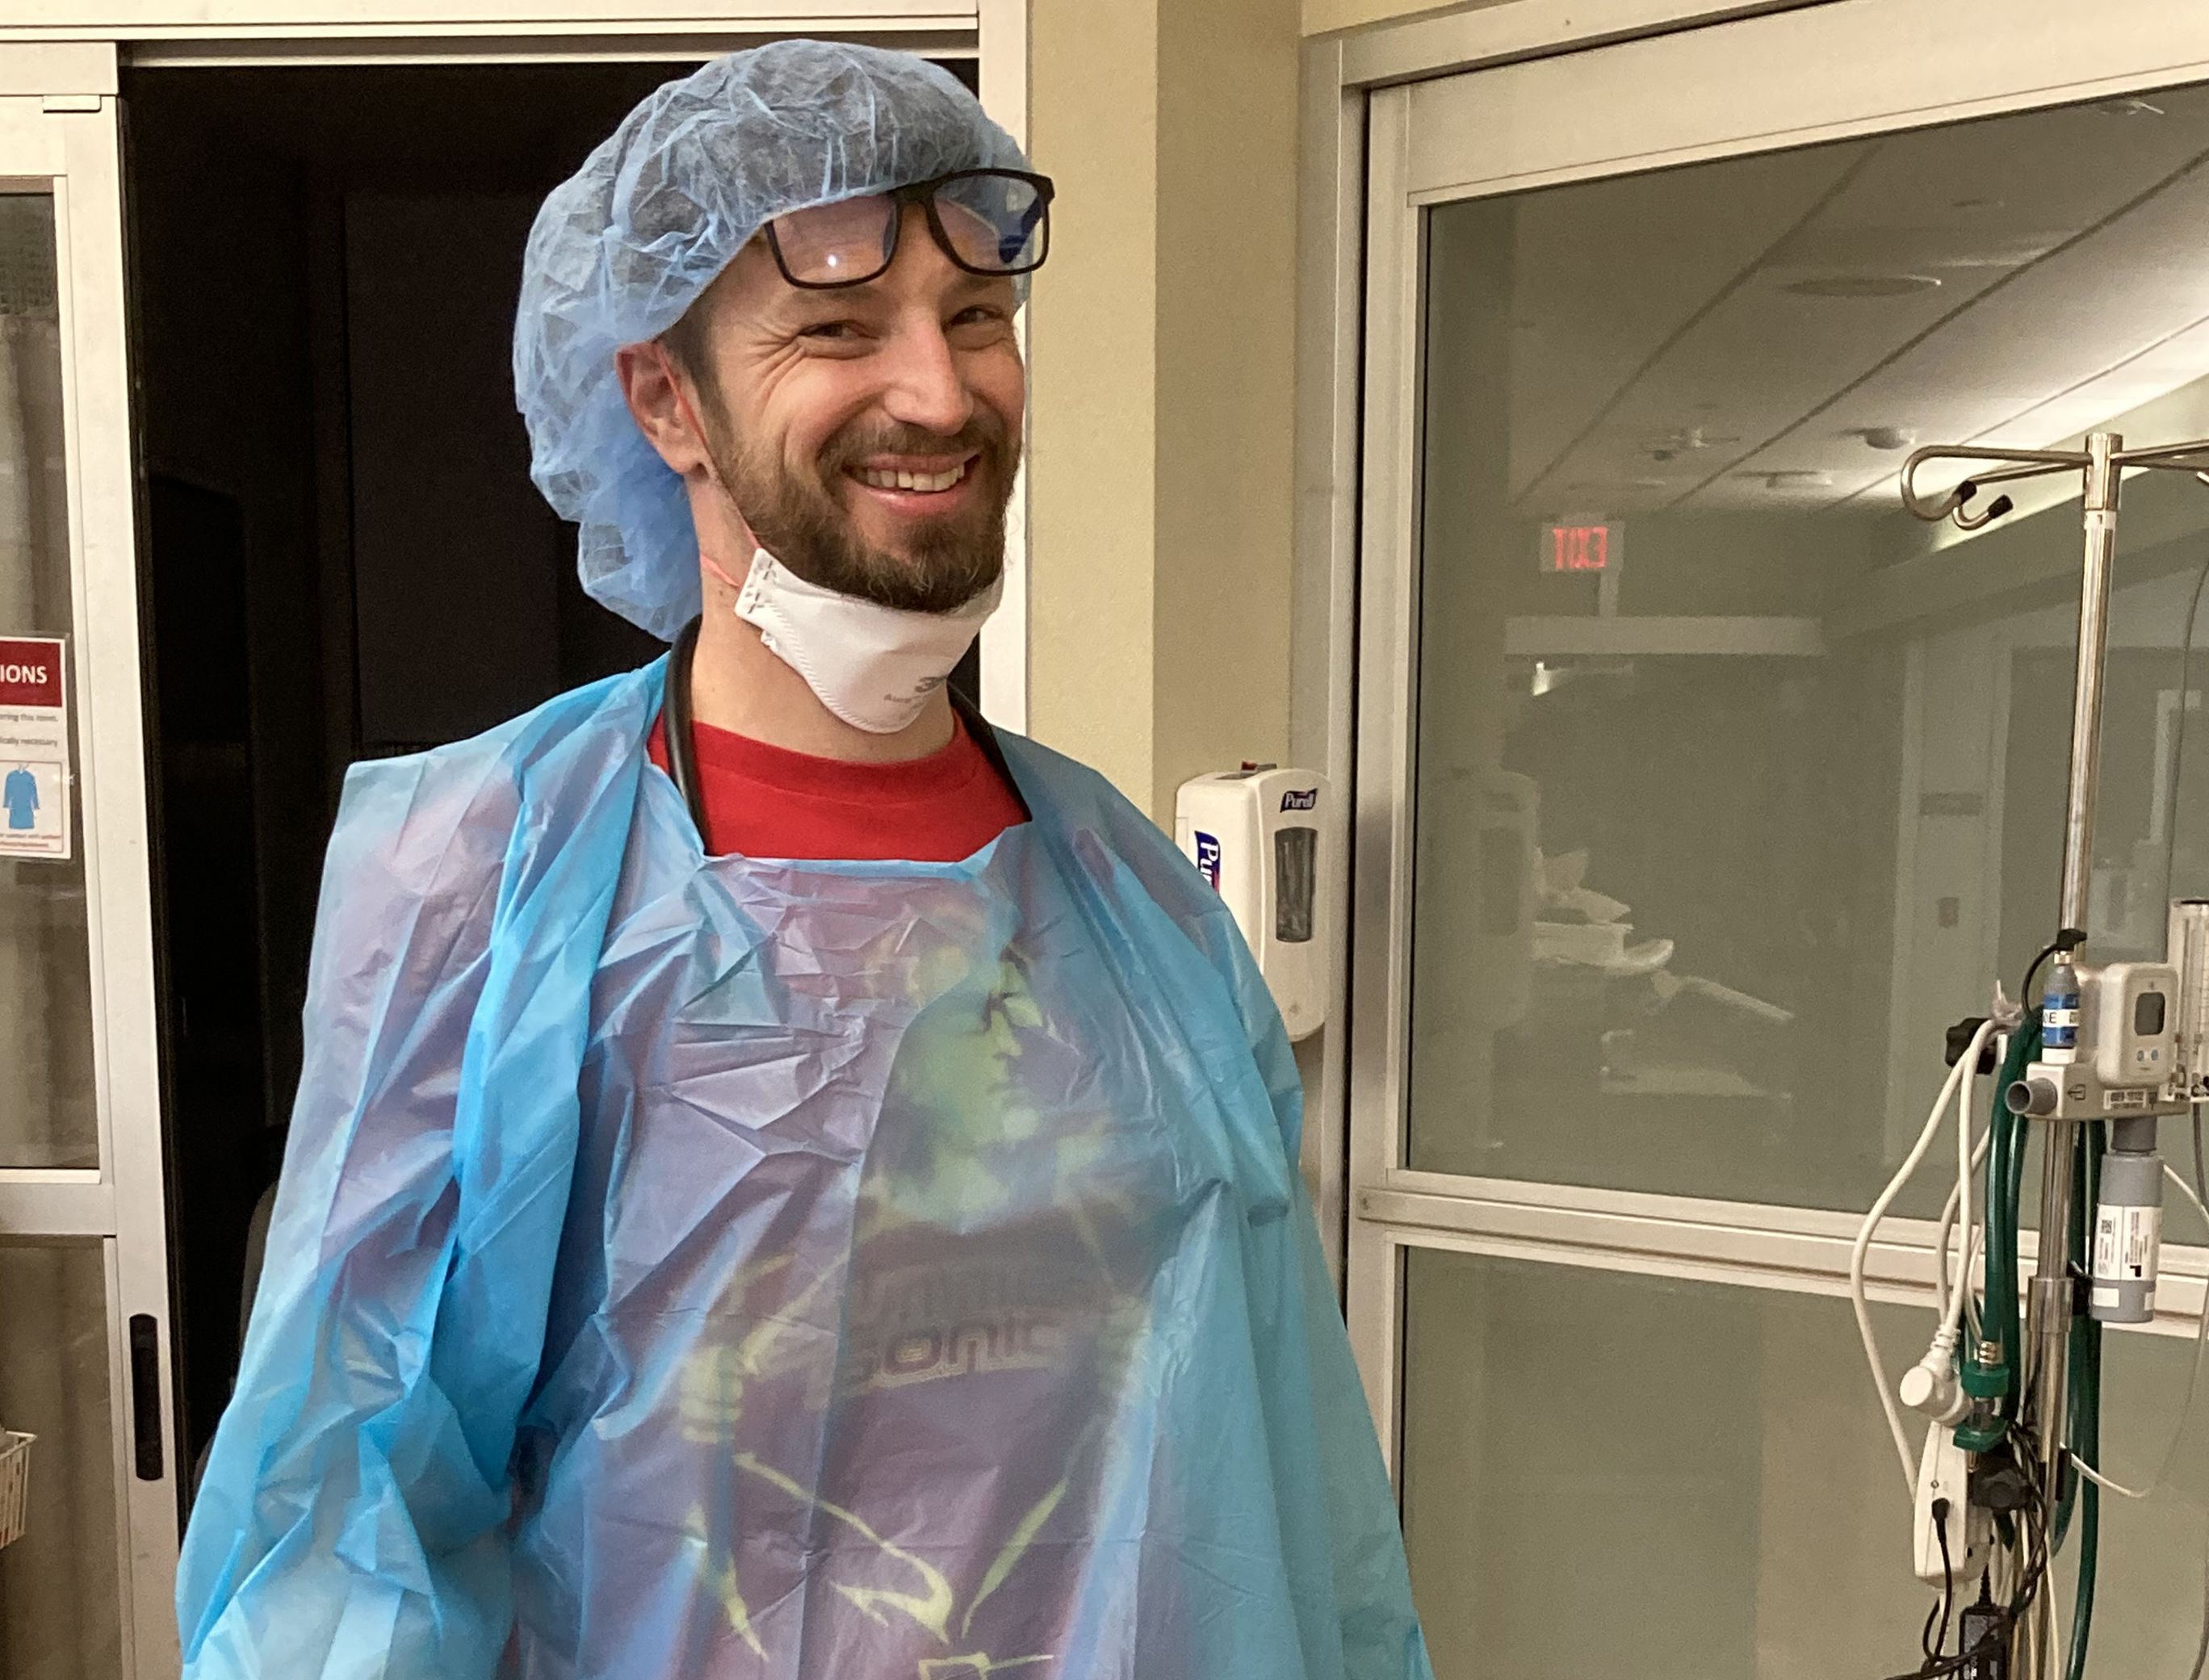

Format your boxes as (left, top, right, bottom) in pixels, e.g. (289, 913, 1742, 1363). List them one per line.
(1194, 832, 1222, 891)
(0, 636, 69, 861)
(2094, 1204, 2162, 1283)
(2104, 1087, 2151, 1111)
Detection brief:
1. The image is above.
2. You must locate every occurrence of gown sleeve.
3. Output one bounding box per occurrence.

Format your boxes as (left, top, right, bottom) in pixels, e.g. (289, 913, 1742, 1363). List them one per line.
(176, 744, 546, 1680)
(1209, 920, 1436, 1680)
(1075, 769, 1436, 1680)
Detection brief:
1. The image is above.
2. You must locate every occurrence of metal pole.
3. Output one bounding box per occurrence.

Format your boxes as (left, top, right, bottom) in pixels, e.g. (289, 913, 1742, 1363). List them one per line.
(2020, 429, 2121, 1678)
(2056, 432, 2120, 936)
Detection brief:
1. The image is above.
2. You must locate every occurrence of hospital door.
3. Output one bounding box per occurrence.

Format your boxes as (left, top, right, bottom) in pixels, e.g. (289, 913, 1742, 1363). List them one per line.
(1346, 2, 2209, 1673)
(0, 47, 180, 1680)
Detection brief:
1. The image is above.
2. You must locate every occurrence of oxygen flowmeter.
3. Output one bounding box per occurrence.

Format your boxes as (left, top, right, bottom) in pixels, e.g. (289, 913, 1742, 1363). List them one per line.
(2007, 950, 2187, 1325)
(1176, 766, 1331, 1041)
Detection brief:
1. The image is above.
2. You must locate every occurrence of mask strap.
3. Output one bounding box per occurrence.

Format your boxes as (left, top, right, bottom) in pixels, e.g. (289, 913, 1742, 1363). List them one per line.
(648, 340, 753, 593)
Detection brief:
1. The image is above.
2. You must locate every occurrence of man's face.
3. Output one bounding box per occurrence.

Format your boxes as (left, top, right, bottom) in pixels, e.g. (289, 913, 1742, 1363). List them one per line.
(678, 204, 1025, 614)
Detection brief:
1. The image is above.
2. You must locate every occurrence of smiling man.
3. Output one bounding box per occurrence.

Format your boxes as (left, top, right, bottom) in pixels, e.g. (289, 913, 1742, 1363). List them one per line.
(176, 41, 1431, 1680)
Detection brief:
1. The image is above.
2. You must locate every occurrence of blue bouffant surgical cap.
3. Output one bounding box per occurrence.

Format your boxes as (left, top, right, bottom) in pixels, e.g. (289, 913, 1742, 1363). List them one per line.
(513, 42, 1029, 642)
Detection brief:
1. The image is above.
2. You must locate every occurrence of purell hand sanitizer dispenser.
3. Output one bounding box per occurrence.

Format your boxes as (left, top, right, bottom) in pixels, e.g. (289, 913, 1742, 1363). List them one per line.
(1175, 766, 1330, 1041)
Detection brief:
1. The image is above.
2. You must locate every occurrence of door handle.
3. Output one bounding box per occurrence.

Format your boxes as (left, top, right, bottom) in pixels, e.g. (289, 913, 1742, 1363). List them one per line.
(128, 1313, 163, 1481)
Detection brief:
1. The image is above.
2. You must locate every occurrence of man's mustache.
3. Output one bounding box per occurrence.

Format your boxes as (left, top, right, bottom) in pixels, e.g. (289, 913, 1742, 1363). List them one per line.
(818, 417, 1012, 480)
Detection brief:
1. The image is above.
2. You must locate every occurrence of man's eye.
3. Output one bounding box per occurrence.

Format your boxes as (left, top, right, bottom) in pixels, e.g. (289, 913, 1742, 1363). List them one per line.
(799, 320, 860, 341)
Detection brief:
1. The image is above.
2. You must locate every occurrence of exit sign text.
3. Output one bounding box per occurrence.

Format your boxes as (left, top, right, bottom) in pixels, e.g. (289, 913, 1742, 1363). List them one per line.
(1540, 522, 1619, 574)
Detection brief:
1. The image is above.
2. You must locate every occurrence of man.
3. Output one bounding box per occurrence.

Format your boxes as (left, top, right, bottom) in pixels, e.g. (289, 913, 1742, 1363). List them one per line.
(178, 41, 1431, 1680)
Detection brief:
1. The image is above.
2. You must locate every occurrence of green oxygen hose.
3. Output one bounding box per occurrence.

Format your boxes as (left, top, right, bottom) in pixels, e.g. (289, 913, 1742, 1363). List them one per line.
(1983, 1021, 2042, 1422)
(2064, 1124, 2106, 1680)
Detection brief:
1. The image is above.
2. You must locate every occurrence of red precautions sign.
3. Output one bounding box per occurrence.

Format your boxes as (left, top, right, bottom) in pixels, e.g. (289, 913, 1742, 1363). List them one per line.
(0, 639, 61, 708)
(0, 635, 69, 861)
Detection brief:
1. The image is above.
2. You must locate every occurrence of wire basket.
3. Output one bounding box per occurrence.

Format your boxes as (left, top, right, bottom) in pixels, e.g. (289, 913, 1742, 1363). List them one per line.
(0, 1431, 32, 1552)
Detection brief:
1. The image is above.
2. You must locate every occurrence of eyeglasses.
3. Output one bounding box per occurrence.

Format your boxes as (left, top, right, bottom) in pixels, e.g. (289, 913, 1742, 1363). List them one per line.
(761, 168, 1054, 290)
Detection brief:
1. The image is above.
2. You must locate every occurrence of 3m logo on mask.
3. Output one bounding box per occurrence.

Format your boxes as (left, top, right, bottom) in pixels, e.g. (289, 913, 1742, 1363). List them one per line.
(1195, 832, 1222, 890)
(1279, 790, 1319, 813)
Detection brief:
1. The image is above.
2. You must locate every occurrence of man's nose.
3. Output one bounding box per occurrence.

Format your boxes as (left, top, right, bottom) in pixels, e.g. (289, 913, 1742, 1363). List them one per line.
(877, 316, 974, 438)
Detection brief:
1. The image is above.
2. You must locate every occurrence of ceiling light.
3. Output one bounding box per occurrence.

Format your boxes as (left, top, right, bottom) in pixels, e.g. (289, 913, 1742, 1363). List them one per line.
(1853, 426, 1917, 451)
(1755, 470, 1832, 491)
(1783, 274, 1943, 299)
(1645, 425, 1738, 462)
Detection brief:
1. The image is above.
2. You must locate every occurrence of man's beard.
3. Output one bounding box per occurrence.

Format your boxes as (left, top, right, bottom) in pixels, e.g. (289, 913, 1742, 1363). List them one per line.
(716, 414, 1016, 614)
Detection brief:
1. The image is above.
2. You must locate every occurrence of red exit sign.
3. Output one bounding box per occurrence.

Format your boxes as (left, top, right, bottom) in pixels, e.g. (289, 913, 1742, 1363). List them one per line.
(1540, 521, 1620, 574)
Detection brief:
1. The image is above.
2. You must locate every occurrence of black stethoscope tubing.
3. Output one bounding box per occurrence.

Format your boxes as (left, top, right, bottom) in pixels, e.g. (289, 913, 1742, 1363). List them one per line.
(664, 615, 710, 840)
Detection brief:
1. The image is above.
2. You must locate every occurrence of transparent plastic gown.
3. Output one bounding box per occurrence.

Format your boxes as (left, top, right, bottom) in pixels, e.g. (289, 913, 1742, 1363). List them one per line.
(178, 660, 1432, 1680)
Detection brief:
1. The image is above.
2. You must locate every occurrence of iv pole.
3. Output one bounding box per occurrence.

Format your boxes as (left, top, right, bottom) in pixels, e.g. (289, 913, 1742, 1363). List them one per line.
(1901, 429, 2209, 1678)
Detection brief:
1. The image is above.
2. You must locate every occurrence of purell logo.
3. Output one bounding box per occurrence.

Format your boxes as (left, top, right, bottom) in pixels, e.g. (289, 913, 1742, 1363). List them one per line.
(1195, 832, 1222, 890)
(1280, 789, 1319, 813)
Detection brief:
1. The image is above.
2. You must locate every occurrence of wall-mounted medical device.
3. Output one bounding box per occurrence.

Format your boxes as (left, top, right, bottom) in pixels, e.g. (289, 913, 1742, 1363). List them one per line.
(1176, 767, 1330, 1041)
(2007, 952, 2192, 1326)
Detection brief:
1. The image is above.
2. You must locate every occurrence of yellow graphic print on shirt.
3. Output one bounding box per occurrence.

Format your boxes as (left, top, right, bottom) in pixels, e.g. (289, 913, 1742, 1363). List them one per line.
(677, 933, 1149, 1677)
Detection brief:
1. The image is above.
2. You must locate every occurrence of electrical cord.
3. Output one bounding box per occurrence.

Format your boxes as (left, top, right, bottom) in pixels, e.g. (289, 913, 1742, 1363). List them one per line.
(1881, 1483, 2048, 1680)
(1854, 1016, 2000, 1494)
(2021, 938, 2073, 1025)
(2190, 1517, 2209, 1680)
(2157, 548, 2209, 911)
(2195, 1104, 2207, 1217)
(1935, 1499, 1955, 1661)
(1933, 1127, 1993, 1327)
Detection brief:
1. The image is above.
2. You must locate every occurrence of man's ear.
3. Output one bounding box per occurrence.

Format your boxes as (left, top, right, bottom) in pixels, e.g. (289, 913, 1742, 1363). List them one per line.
(615, 342, 711, 476)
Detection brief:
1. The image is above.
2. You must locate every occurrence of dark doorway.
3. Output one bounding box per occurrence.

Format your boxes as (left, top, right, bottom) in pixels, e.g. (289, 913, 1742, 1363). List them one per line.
(127, 52, 986, 1494)
(126, 61, 689, 1489)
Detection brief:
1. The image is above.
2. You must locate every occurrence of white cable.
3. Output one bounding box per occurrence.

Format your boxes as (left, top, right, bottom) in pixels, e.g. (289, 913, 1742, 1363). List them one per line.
(1962, 1221, 1987, 1341)
(2074, 1457, 2148, 1499)
(2173, 1159, 2209, 1231)
(1901, 1037, 1992, 1426)
(1950, 1046, 1976, 1341)
(1853, 1017, 1998, 1498)
(1932, 1127, 1993, 1325)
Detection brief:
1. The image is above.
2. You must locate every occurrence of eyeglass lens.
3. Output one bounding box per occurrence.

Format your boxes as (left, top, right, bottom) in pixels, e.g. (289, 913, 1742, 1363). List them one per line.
(931, 174, 1049, 273)
(766, 195, 900, 287)
(768, 173, 1049, 287)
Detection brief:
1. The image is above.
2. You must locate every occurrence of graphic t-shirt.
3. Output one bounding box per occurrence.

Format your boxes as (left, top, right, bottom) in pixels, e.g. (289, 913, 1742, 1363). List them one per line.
(519, 708, 1143, 1672)
(647, 711, 1025, 861)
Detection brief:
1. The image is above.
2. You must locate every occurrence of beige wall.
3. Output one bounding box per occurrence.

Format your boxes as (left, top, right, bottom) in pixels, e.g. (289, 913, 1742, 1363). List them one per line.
(1027, 0, 1302, 821)
(1300, 0, 1507, 39)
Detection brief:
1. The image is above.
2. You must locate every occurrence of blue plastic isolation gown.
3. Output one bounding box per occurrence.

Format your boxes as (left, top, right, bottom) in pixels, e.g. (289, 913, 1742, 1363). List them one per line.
(177, 658, 1433, 1680)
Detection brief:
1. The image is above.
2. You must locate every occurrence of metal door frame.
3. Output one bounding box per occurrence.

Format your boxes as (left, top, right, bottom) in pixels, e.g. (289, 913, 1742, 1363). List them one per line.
(1299, 0, 2209, 1469)
(0, 43, 174, 1673)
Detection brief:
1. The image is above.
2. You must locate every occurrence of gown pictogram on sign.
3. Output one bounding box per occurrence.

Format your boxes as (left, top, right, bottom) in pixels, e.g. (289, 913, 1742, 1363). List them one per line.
(0, 637, 70, 861)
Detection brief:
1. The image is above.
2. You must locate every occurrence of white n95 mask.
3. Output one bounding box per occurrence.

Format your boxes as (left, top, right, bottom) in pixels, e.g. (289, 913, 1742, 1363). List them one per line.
(727, 547, 1001, 735)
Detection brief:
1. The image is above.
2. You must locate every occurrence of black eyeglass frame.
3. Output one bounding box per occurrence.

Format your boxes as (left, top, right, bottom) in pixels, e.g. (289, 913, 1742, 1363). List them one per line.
(761, 167, 1056, 291)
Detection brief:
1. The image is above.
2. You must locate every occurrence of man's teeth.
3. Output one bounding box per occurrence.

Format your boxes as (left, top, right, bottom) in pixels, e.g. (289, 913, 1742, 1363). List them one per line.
(857, 462, 967, 492)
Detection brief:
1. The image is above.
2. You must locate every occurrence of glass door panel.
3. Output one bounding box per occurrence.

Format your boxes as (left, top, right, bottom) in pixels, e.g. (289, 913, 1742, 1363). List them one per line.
(0, 1240, 120, 1680)
(0, 189, 97, 1171)
(1348, 11, 2209, 1670)
(1399, 1249, 2209, 1679)
(0, 54, 177, 1680)
(1402, 80, 2209, 1217)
